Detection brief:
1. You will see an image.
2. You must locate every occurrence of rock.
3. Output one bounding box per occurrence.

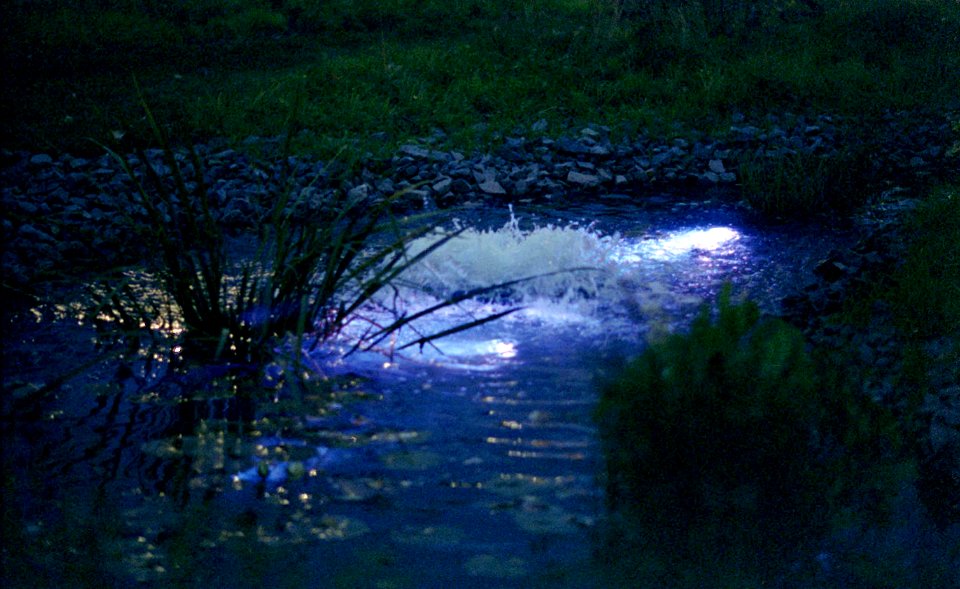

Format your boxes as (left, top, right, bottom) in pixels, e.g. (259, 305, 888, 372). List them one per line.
(451, 178, 472, 194)
(399, 144, 431, 159)
(376, 178, 396, 194)
(555, 137, 592, 155)
(66, 156, 89, 170)
(566, 171, 600, 187)
(28, 154, 53, 167)
(347, 184, 371, 201)
(18, 224, 55, 243)
(2, 108, 955, 298)
(403, 189, 431, 207)
(814, 254, 853, 282)
(651, 151, 673, 167)
(431, 177, 452, 195)
(478, 180, 506, 195)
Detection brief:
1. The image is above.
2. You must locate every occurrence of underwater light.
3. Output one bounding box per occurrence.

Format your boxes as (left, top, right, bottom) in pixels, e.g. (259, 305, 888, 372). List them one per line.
(488, 339, 518, 359)
(646, 226, 740, 260)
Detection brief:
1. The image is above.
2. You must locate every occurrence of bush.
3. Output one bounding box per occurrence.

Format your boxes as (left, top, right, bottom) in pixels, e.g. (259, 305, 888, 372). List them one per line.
(892, 186, 960, 339)
(738, 143, 876, 217)
(595, 285, 904, 565)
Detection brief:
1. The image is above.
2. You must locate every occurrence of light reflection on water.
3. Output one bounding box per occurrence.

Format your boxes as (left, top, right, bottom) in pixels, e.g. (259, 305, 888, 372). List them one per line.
(616, 225, 741, 262)
(327, 208, 755, 372)
(11, 200, 853, 586)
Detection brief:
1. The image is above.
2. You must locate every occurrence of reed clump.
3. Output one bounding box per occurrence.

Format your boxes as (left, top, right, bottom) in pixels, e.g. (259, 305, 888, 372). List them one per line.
(595, 285, 907, 582)
(95, 93, 513, 366)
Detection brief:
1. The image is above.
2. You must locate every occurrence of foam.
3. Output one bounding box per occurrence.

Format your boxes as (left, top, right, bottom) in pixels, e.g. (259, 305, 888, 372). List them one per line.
(397, 210, 621, 304)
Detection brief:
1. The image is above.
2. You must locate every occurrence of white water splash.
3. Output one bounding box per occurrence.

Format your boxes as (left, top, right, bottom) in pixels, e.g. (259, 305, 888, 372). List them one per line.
(331, 209, 747, 367)
(397, 209, 622, 303)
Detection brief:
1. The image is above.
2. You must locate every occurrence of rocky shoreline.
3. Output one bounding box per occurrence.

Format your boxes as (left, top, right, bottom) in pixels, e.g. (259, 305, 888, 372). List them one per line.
(2, 109, 955, 291)
(3, 110, 958, 525)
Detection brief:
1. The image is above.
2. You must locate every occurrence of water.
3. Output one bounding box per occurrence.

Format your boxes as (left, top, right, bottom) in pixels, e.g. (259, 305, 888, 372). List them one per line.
(2, 199, 854, 587)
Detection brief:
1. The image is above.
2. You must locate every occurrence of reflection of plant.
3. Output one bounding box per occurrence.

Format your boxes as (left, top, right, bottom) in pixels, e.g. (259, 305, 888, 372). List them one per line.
(596, 285, 905, 576)
(99, 89, 511, 365)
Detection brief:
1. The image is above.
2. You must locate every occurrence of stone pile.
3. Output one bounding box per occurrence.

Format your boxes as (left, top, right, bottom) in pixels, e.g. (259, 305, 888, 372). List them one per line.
(1, 110, 955, 292)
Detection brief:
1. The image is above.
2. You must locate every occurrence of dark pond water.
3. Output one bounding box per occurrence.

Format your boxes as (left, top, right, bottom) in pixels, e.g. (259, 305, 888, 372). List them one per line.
(3, 199, 869, 587)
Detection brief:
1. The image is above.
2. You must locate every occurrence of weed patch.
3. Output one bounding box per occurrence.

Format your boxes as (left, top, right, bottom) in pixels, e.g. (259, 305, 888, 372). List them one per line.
(892, 186, 960, 338)
(738, 143, 876, 217)
(595, 285, 909, 584)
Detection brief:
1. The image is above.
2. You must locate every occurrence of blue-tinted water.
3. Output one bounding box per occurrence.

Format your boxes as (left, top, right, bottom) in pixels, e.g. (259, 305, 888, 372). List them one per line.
(2, 199, 865, 587)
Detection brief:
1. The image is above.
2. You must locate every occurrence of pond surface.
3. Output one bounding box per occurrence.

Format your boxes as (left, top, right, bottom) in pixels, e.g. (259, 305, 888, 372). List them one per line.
(2, 198, 855, 587)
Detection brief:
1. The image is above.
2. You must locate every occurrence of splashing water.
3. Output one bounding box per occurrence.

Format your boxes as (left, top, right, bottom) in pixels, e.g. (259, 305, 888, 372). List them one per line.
(396, 208, 743, 310)
(7, 200, 867, 587)
(326, 207, 747, 371)
(397, 208, 622, 304)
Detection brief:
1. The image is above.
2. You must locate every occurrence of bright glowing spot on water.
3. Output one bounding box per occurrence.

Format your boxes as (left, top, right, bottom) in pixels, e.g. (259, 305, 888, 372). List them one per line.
(489, 339, 518, 359)
(644, 227, 740, 260)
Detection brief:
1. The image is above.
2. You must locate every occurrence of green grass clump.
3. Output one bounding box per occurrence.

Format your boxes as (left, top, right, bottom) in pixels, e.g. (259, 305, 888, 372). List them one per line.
(892, 186, 960, 339)
(595, 285, 905, 583)
(737, 142, 876, 217)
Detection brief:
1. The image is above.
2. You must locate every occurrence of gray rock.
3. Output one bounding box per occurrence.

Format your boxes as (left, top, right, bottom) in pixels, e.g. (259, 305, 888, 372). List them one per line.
(708, 159, 726, 174)
(451, 178, 472, 194)
(555, 138, 591, 155)
(17, 200, 38, 214)
(431, 177, 452, 195)
(66, 156, 90, 170)
(347, 184, 371, 201)
(651, 151, 673, 167)
(376, 178, 396, 194)
(18, 223, 55, 243)
(566, 171, 600, 187)
(478, 180, 506, 195)
(404, 189, 431, 206)
(29, 154, 53, 166)
(399, 145, 431, 159)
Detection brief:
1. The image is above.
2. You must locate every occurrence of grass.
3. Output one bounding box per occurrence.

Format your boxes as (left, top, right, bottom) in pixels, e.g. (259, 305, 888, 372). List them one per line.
(2, 0, 958, 162)
(594, 284, 936, 587)
(737, 140, 878, 217)
(891, 186, 960, 339)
